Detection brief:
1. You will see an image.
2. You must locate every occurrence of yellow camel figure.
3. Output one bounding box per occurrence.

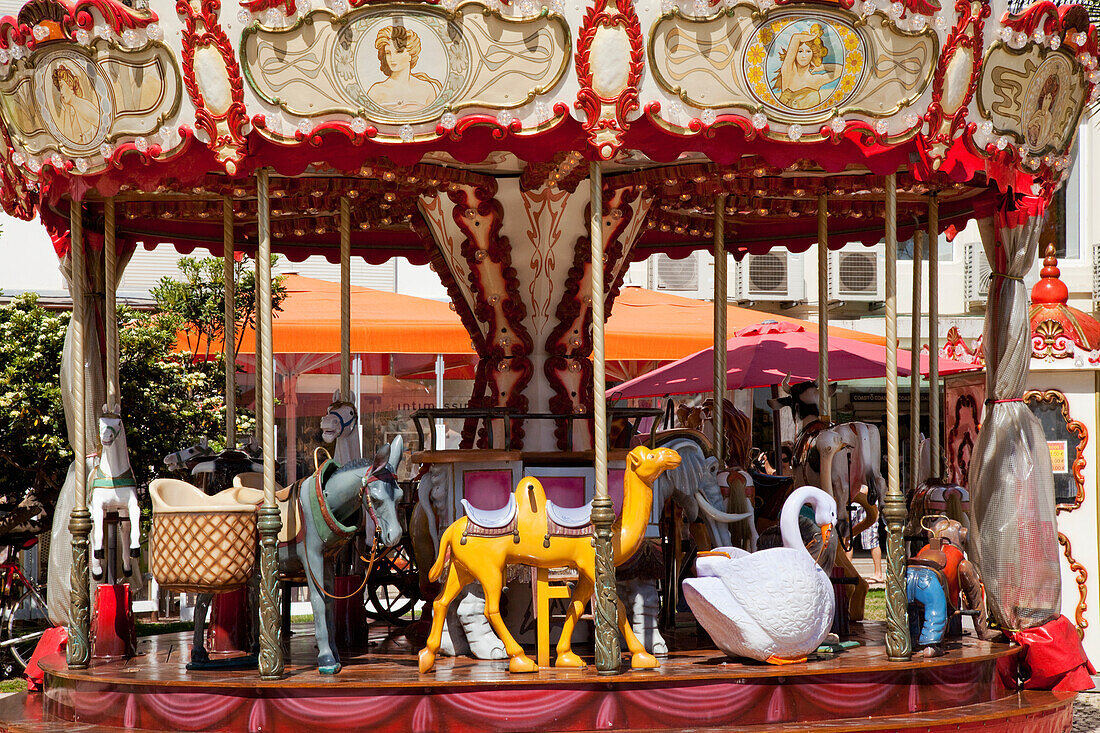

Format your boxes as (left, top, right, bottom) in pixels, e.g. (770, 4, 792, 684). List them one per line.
(418, 445, 682, 674)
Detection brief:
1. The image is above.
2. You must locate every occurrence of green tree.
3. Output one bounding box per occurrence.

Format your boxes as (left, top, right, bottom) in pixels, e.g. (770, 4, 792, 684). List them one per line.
(151, 255, 287, 361)
(0, 255, 285, 537)
(0, 294, 69, 533)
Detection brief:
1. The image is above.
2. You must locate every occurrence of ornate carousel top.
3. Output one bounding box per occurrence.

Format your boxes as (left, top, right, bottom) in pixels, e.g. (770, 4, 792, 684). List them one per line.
(0, 0, 1094, 263)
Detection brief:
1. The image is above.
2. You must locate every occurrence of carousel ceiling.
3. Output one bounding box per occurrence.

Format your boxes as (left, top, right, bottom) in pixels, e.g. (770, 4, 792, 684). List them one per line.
(0, 0, 1094, 260)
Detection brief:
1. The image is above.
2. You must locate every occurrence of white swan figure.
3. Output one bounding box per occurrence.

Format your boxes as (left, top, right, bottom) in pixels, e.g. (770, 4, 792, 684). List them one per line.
(682, 485, 837, 664)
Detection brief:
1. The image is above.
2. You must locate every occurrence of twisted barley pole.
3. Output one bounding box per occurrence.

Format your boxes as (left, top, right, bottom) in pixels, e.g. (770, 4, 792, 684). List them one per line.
(910, 229, 923, 494)
(340, 197, 351, 402)
(818, 194, 829, 419)
(256, 169, 284, 679)
(67, 199, 91, 669)
(713, 194, 727, 461)
(589, 162, 619, 675)
(927, 197, 941, 477)
(884, 173, 911, 661)
(223, 197, 236, 448)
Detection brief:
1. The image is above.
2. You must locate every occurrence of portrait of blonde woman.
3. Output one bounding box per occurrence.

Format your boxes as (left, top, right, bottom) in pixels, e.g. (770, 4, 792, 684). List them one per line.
(366, 25, 442, 113)
(51, 63, 101, 145)
(771, 24, 841, 111)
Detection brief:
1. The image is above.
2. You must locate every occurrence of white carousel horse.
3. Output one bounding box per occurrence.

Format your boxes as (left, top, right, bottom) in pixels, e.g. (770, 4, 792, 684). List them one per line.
(90, 406, 141, 580)
(163, 438, 214, 473)
(320, 391, 361, 465)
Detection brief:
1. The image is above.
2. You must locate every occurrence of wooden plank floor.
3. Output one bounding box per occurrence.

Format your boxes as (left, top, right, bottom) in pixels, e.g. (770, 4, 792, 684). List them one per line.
(40, 621, 1019, 689)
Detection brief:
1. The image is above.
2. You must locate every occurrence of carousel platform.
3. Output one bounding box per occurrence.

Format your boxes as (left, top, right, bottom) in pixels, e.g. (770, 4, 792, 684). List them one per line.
(0, 622, 1077, 732)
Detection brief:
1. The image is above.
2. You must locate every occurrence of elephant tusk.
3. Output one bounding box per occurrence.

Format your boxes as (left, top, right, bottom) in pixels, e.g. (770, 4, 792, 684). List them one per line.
(694, 491, 753, 523)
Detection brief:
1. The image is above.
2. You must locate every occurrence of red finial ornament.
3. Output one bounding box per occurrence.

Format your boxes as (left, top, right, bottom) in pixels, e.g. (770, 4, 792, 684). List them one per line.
(1031, 243, 1069, 306)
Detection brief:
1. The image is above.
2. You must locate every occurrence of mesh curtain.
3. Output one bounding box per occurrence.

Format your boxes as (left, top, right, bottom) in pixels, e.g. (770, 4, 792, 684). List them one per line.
(967, 196, 1061, 632)
(48, 235, 136, 626)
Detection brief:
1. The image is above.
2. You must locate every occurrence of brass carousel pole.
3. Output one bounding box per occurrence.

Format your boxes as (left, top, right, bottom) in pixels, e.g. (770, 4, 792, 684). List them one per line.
(340, 197, 351, 402)
(883, 173, 911, 660)
(224, 198, 236, 449)
(713, 194, 727, 460)
(67, 198, 90, 669)
(910, 229, 923, 493)
(589, 162, 619, 675)
(256, 169, 284, 679)
(104, 199, 118, 409)
(817, 194, 829, 419)
(927, 197, 940, 476)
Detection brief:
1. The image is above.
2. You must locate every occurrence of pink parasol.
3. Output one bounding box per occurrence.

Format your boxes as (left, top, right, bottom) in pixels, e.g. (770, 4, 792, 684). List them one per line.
(608, 321, 980, 399)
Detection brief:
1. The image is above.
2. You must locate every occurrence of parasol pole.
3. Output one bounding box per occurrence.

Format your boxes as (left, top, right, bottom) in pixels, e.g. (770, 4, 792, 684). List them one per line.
(817, 193, 829, 420)
(927, 197, 940, 477)
(67, 198, 91, 669)
(340, 197, 351, 402)
(884, 173, 911, 660)
(910, 229, 923, 494)
(589, 162, 619, 675)
(224, 198, 236, 449)
(256, 168, 284, 679)
(713, 194, 727, 464)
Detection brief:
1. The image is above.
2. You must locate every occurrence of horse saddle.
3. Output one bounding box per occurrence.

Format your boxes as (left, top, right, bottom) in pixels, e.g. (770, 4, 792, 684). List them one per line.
(544, 500, 593, 548)
(461, 497, 518, 543)
(91, 466, 137, 491)
(792, 420, 830, 472)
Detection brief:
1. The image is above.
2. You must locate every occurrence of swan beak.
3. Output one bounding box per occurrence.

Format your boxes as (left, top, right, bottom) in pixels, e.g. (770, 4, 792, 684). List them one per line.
(820, 523, 833, 548)
(696, 551, 732, 560)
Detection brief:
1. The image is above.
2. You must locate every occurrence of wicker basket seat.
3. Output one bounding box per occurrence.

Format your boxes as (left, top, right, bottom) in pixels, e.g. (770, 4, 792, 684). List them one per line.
(148, 478, 258, 593)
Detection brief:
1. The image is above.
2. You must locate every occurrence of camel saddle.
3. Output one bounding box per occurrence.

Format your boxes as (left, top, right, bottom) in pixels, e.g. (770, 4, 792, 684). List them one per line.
(543, 500, 593, 548)
(461, 497, 519, 543)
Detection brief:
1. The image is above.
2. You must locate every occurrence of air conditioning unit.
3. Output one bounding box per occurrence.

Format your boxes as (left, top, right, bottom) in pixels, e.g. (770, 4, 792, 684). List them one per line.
(1092, 242, 1100, 312)
(828, 245, 884, 302)
(964, 241, 991, 310)
(733, 251, 806, 302)
(652, 253, 700, 292)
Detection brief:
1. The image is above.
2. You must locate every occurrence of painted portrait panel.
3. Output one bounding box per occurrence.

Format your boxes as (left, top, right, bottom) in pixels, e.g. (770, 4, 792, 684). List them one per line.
(333, 11, 468, 124)
(745, 14, 865, 117)
(1021, 54, 1077, 155)
(33, 51, 112, 152)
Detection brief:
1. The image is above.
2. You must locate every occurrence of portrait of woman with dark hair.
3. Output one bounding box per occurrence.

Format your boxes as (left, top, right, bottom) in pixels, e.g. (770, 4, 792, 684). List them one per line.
(50, 62, 101, 145)
(1026, 74, 1060, 150)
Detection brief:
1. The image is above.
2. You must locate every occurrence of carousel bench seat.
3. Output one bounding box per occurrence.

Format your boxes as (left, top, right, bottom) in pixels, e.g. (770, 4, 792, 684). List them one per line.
(147, 479, 259, 594)
(232, 471, 292, 502)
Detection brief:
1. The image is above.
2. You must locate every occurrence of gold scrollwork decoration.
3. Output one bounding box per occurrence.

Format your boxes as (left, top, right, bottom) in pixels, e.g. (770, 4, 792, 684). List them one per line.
(1058, 532, 1088, 639)
(1023, 388, 1087, 513)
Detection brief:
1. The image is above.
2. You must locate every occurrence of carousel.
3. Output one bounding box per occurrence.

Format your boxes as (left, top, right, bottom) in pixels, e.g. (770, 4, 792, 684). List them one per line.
(0, 0, 1094, 727)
